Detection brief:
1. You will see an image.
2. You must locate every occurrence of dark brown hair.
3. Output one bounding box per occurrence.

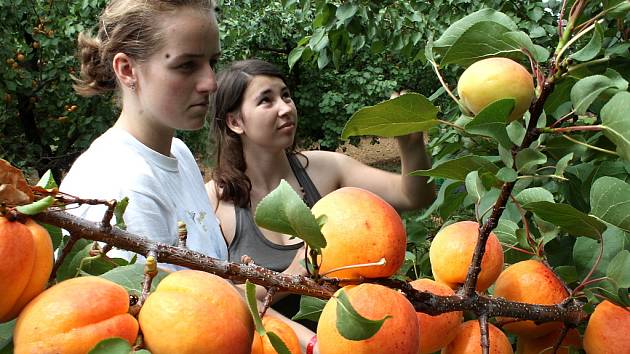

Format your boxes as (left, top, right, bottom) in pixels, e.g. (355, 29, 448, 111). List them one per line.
(73, 0, 216, 97)
(211, 59, 292, 208)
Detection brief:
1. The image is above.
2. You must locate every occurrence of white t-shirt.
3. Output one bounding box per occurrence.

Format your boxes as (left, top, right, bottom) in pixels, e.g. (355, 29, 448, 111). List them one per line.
(60, 127, 228, 268)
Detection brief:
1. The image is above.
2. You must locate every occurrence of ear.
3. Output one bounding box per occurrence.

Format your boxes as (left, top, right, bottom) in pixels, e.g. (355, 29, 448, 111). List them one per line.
(112, 53, 137, 89)
(226, 112, 244, 135)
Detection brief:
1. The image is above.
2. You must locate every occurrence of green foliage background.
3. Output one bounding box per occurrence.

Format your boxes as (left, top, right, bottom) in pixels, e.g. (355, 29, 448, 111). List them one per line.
(1, 0, 559, 179)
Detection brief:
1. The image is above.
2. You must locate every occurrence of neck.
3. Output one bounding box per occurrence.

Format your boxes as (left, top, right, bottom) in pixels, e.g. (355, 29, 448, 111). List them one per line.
(243, 144, 292, 195)
(115, 107, 175, 156)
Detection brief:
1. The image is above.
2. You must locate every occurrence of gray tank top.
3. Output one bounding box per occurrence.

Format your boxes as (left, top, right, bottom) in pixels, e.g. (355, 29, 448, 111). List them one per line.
(228, 153, 321, 272)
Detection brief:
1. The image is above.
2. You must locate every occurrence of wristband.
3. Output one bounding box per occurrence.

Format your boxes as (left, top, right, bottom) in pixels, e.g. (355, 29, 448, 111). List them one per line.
(306, 334, 317, 354)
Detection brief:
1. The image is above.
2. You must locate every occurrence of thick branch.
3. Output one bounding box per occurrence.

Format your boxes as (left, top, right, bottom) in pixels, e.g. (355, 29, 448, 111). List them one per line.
(32, 209, 588, 326)
(462, 78, 557, 297)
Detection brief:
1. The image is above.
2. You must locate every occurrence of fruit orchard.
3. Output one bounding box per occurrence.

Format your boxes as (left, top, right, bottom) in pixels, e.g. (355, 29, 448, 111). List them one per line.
(2, 1, 630, 354)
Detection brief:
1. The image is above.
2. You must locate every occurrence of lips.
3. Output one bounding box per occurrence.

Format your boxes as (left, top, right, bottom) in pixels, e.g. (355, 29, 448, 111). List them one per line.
(190, 101, 209, 108)
(278, 121, 295, 130)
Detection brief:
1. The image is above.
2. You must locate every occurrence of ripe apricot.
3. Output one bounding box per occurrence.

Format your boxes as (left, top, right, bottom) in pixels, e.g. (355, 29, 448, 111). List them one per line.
(442, 320, 513, 354)
(0, 217, 53, 322)
(429, 221, 504, 292)
(139, 270, 254, 354)
(583, 300, 630, 353)
(457, 57, 535, 121)
(409, 278, 463, 353)
(252, 315, 301, 354)
(494, 259, 568, 338)
(13, 276, 138, 354)
(311, 187, 406, 279)
(16, 53, 25, 62)
(517, 328, 582, 354)
(317, 283, 419, 354)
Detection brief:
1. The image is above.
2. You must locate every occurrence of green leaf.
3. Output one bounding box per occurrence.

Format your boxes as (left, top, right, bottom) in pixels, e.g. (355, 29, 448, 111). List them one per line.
(573, 226, 628, 285)
(555, 153, 574, 177)
(336, 3, 357, 21)
(0, 320, 15, 352)
(515, 187, 555, 205)
(434, 9, 517, 50)
(341, 93, 439, 139)
(88, 338, 132, 354)
(465, 171, 486, 203)
(16, 196, 54, 215)
(36, 170, 58, 189)
(245, 280, 265, 336)
(255, 180, 326, 250)
(570, 75, 619, 115)
(570, 23, 603, 62)
(607, 250, 630, 288)
(523, 202, 606, 239)
(496, 167, 518, 182)
(600, 91, 630, 161)
(590, 176, 630, 232)
(440, 21, 528, 66)
(507, 121, 526, 146)
(503, 31, 549, 62)
(114, 197, 129, 230)
(498, 144, 514, 168)
(515, 148, 547, 173)
(292, 296, 326, 322)
(99, 263, 167, 296)
(464, 98, 514, 149)
(267, 332, 292, 354)
(605, 0, 630, 17)
(335, 288, 391, 341)
(288, 46, 305, 70)
(410, 155, 499, 182)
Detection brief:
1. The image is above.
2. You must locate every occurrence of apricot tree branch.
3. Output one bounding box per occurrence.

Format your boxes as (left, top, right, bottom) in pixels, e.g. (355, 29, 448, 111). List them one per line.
(462, 76, 557, 297)
(31, 209, 589, 326)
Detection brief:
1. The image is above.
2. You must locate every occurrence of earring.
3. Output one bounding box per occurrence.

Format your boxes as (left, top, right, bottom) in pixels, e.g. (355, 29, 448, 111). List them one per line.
(130, 82, 136, 92)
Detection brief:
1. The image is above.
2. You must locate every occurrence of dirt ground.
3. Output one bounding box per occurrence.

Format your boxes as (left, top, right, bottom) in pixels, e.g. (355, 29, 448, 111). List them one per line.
(337, 137, 401, 172)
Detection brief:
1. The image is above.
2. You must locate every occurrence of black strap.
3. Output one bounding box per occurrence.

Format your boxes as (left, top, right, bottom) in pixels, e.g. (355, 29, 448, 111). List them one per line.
(287, 153, 322, 208)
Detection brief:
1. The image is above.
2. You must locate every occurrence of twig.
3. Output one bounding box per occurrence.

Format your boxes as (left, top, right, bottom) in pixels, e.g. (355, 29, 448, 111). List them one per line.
(48, 232, 80, 283)
(479, 315, 490, 354)
(260, 287, 278, 318)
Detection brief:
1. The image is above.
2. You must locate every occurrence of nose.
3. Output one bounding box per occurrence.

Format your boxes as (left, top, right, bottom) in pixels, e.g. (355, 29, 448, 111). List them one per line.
(197, 64, 218, 94)
(277, 98, 294, 117)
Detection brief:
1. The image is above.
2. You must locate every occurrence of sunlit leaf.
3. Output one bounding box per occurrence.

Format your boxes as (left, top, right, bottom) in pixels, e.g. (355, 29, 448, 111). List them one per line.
(515, 148, 547, 173)
(515, 187, 555, 205)
(292, 296, 326, 322)
(255, 180, 326, 250)
(341, 93, 438, 139)
(267, 332, 292, 354)
(99, 263, 167, 296)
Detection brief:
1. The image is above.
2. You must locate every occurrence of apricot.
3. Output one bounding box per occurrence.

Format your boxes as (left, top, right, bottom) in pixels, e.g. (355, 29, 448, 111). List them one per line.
(429, 221, 504, 292)
(0, 217, 53, 322)
(517, 328, 582, 354)
(317, 283, 419, 354)
(409, 278, 463, 353)
(442, 320, 513, 354)
(311, 187, 406, 279)
(13, 276, 138, 354)
(252, 315, 301, 354)
(583, 300, 630, 354)
(139, 270, 254, 354)
(494, 259, 568, 338)
(457, 57, 535, 121)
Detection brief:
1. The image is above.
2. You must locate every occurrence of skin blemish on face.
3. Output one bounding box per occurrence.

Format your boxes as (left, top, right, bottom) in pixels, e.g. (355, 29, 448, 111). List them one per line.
(165, 53, 171, 59)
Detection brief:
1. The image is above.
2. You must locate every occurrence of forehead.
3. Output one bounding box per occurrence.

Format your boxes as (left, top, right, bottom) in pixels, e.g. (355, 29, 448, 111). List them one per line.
(156, 7, 220, 56)
(244, 75, 287, 97)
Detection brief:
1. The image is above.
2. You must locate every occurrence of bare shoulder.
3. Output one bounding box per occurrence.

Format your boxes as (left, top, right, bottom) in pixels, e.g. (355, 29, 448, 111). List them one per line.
(204, 180, 220, 208)
(301, 150, 351, 167)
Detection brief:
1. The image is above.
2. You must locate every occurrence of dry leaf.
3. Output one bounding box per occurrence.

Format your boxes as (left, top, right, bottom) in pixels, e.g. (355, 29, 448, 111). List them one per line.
(0, 159, 34, 205)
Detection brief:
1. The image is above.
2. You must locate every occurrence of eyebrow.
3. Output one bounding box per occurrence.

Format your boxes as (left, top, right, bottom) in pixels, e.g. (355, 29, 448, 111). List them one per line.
(254, 85, 290, 101)
(170, 51, 222, 61)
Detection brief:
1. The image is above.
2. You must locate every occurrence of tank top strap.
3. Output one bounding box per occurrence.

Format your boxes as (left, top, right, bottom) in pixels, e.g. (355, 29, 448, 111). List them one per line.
(286, 152, 322, 208)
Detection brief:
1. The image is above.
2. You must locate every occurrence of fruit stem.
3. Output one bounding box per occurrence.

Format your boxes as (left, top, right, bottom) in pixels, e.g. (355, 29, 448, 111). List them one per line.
(560, 134, 618, 156)
(428, 59, 460, 107)
(571, 229, 605, 297)
(49, 232, 80, 284)
(318, 258, 386, 278)
(140, 250, 159, 306)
